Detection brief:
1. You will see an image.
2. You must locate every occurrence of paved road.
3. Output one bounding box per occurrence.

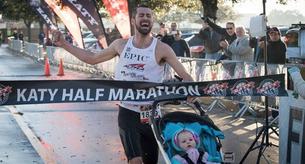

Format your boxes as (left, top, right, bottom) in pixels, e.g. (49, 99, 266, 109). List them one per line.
(0, 106, 43, 164)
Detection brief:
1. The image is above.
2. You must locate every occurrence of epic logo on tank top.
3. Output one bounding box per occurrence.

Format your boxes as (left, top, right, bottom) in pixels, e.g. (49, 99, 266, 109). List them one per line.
(114, 37, 164, 83)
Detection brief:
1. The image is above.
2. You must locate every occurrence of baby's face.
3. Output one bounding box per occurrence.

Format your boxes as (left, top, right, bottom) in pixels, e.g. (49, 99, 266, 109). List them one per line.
(178, 131, 196, 151)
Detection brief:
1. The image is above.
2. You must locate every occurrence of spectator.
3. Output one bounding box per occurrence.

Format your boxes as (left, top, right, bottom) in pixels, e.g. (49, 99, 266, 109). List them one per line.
(65, 32, 73, 44)
(227, 26, 254, 62)
(199, 21, 223, 60)
(161, 29, 174, 46)
(38, 31, 45, 45)
(259, 27, 286, 120)
(158, 22, 167, 37)
(13, 30, 18, 40)
(171, 30, 190, 57)
(155, 34, 163, 40)
(18, 31, 24, 41)
(45, 37, 54, 47)
(259, 27, 286, 64)
(170, 22, 178, 32)
(161, 22, 178, 46)
(205, 17, 237, 45)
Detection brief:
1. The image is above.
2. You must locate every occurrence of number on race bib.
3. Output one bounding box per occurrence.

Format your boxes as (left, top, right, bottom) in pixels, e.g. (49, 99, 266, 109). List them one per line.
(140, 108, 161, 124)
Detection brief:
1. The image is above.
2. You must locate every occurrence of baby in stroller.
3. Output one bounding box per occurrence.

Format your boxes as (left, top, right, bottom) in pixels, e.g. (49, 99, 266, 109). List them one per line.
(163, 121, 224, 164)
(150, 95, 224, 164)
(172, 128, 209, 164)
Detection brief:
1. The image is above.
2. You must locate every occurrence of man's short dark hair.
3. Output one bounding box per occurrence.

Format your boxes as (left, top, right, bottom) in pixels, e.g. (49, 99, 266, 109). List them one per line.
(132, 4, 150, 18)
(226, 22, 235, 27)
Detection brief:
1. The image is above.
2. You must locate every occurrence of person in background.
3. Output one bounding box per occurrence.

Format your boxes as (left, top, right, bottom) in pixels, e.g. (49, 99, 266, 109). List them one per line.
(171, 30, 190, 57)
(38, 31, 45, 45)
(18, 31, 24, 41)
(204, 17, 237, 45)
(155, 34, 163, 40)
(65, 31, 73, 44)
(13, 30, 18, 40)
(158, 22, 167, 37)
(227, 26, 253, 62)
(259, 27, 286, 120)
(199, 21, 223, 60)
(259, 27, 286, 64)
(161, 22, 178, 46)
(51, 4, 193, 164)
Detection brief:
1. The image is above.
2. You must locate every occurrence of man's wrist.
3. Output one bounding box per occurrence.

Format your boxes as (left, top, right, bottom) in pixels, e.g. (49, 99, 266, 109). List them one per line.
(61, 41, 69, 49)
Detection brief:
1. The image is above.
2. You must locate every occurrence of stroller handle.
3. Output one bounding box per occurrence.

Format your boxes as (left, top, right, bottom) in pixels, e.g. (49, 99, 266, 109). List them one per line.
(150, 94, 206, 125)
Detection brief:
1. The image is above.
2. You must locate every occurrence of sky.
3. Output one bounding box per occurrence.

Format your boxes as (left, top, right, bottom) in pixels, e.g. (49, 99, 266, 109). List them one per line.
(228, 0, 305, 15)
(222, 0, 305, 27)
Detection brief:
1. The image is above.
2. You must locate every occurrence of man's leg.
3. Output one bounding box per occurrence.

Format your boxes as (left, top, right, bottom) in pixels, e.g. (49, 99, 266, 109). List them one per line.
(118, 107, 143, 163)
(140, 125, 158, 164)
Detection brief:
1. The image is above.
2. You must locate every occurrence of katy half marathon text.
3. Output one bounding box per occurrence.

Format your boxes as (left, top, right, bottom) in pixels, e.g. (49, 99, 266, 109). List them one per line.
(16, 85, 200, 103)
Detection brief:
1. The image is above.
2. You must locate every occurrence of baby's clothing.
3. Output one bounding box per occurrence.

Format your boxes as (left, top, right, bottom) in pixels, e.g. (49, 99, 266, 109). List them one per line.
(171, 148, 219, 164)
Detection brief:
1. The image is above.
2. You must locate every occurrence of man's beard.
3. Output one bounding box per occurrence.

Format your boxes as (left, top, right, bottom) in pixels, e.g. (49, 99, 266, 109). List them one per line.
(135, 24, 152, 35)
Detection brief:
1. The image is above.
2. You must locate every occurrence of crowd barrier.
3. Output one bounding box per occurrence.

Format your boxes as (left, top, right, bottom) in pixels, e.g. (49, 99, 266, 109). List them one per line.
(8, 39, 296, 115)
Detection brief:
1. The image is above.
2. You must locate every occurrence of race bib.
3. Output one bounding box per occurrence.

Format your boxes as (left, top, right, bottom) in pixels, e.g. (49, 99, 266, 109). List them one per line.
(140, 105, 161, 124)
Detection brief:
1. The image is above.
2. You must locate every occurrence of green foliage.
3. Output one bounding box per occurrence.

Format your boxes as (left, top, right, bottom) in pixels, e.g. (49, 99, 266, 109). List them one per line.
(0, 0, 40, 41)
(0, 0, 39, 22)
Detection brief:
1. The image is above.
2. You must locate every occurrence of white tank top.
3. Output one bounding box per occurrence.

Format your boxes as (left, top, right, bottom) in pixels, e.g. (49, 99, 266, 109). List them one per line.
(114, 36, 165, 112)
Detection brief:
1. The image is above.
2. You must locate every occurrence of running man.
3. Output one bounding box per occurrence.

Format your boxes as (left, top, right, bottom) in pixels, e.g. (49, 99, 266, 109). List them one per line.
(52, 4, 193, 164)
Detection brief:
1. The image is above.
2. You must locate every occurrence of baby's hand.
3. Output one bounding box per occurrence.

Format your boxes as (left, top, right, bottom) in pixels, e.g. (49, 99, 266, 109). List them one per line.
(186, 148, 199, 163)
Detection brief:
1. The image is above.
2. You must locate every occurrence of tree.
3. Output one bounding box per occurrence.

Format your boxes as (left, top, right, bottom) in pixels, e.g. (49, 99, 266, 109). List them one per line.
(0, 0, 40, 42)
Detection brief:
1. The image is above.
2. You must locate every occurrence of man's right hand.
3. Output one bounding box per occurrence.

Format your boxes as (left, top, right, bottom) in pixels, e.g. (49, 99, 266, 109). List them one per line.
(51, 30, 65, 47)
(219, 40, 228, 48)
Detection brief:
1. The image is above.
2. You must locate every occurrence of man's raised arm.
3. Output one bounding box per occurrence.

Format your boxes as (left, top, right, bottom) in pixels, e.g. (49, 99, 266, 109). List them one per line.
(52, 30, 119, 65)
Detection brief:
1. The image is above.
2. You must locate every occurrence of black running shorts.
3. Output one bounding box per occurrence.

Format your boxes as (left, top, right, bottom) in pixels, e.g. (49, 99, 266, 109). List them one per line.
(118, 106, 158, 164)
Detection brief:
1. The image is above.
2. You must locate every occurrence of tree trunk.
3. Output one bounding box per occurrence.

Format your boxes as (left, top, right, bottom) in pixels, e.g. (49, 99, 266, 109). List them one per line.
(24, 20, 32, 42)
(127, 0, 136, 35)
(39, 21, 43, 33)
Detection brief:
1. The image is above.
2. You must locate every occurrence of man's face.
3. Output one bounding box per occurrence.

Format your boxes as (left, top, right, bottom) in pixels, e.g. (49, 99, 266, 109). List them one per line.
(235, 27, 245, 38)
(134, 7, 153, 35)
(171, 23, 177, 31)
(226, 23, 235, 36)
(269, 31, 280, 41)
(174, 32, 181, 40)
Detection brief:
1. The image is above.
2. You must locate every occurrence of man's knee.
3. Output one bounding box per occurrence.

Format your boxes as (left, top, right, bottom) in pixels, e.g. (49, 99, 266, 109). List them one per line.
(129, 156, 142, 164)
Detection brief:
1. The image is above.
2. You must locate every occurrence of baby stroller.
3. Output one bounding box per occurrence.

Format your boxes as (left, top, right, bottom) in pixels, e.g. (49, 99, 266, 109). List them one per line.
(149, 95, 224, 164)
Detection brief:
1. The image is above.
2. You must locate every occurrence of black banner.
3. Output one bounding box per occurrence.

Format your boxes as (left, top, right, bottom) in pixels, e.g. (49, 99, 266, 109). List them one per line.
(28, 0, 58, 30)
(0, 74, 287, 106)
(62, 0, 108, 48)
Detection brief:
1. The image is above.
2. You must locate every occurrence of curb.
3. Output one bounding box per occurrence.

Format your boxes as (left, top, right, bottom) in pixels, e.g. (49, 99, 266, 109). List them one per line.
(7, 106, 57, 164)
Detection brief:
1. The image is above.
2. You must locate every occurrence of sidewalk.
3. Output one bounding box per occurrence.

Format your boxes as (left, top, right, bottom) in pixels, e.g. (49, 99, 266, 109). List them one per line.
(0, 107, 43, 164)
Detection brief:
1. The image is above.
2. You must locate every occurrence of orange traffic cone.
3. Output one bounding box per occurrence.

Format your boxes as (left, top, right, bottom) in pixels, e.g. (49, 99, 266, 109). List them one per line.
(44, 57, 51, 76)
(57, 58, 64, 76)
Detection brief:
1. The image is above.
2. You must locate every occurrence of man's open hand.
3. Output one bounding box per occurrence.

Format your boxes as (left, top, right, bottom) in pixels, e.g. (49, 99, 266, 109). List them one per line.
(51, 30, 65, 47)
